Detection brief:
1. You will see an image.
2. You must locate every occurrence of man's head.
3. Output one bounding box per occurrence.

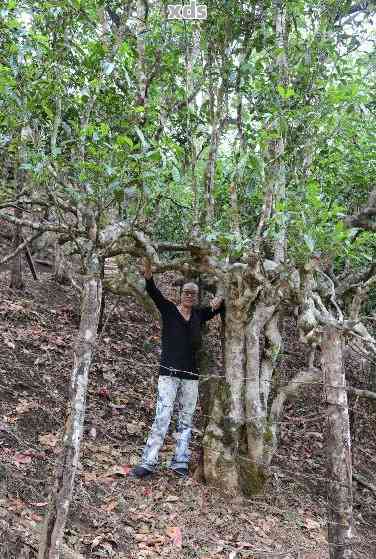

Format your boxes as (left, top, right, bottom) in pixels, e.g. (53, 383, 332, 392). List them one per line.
(180, 282, 199, 308)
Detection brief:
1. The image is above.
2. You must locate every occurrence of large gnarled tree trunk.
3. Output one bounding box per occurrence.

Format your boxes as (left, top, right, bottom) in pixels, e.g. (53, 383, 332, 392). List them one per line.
(203, 267, 285, 495)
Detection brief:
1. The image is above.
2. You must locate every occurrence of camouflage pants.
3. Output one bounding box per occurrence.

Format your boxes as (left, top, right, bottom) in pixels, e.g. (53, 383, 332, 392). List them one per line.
(140, 375, 199, 472)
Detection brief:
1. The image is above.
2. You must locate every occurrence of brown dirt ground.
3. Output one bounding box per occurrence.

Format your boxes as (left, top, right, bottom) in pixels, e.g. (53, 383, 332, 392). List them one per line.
(0, 263, 375, 559)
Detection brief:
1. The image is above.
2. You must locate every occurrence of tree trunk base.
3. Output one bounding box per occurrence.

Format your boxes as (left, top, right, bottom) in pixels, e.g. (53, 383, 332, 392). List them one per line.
(10, 254, 24, 290)
(9, 277, 25, 290)
(203, 378, 268, 497)
(0, 506, 84, 559)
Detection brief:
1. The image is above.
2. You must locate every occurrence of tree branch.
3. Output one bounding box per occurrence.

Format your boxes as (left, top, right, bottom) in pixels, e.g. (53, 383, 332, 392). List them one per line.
(98, 220, 129, 247)
(353, 472, 376, 494)
(0, 212, 71, 234)
(0, 231, 43, 266)
(266, 367, 321, 464)
(348, 386, 376, 402)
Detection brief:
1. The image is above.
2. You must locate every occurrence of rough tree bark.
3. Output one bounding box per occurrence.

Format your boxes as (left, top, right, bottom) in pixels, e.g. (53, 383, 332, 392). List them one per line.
(321, 327, 353, 559)
(38, 252, 102, 559)
(9, 197, 24, 290)
(203, 265, 287, 495)
(53, 240, 71, 285)
(0, 506, 84, 559)
(196, 279, 222, 479)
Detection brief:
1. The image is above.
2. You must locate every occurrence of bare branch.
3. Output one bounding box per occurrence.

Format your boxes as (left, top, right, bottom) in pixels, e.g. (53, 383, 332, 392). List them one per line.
(0, 211, 71, 234)
(265, 367, 322, 465)
(133, 229, 161, 265)
(348, 386, 376, 402)
(157, 242, 194, 252)
(353, 472, 376, 494)
(0, 231, 43, 266)
(98, 220, 129, 248)
(104, 273, 158, 320)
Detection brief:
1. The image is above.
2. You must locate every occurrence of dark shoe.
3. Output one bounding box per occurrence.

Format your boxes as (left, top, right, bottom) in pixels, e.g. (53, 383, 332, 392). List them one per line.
(173, 467, 188, 477)
(130, 465, 154, 479)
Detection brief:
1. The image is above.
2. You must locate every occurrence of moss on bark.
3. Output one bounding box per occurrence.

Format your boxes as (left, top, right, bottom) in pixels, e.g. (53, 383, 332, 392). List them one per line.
(238, 456, 268, 496)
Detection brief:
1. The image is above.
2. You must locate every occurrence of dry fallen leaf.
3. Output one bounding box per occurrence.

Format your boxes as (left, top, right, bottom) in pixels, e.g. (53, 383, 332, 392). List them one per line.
(165, 526, 182, 548)
(29, 501, 48, 508)
(14, 452, 33, 467)
(16, 399, 38, 414)
(165, 495, 179, 502)
(82, 471, 98, 482)
(102, 498, 118, 512)
(126, 422, 142, 435)
(135, 533, 165, 546)
(104, 464, 131, 478)
(7, 497, 25, 512)
(91, 534, 107, 549)
(304, 517, 321, 532)
(28, 512, 43, 523)
(97, 386, 110, 399)
(39, 432, 58, 448)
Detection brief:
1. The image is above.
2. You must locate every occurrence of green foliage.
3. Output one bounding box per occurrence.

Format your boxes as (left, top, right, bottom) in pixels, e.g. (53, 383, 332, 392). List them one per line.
(279, 180, 351, 264)
(0, 0, 374, 281)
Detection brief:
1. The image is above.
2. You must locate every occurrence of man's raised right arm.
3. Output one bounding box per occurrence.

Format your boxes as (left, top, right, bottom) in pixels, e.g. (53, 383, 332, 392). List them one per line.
(143, 258, 171, 314)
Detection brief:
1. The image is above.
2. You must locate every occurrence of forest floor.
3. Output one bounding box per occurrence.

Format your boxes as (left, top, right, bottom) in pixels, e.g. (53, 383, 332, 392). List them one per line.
(0, 264, 375, 559)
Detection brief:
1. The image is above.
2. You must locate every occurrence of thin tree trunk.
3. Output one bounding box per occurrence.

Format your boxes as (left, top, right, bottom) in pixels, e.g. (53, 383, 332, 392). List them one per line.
(197, 281, 218, 431)
(97, 259, 106, 332)
(0, 506, 84, 559)
(54, 240, 71, 284)
(10, 204, 24, 289)
(321, 326, 353, 559)
(38, 254, 102, 559)
(10, 162, 24, 289)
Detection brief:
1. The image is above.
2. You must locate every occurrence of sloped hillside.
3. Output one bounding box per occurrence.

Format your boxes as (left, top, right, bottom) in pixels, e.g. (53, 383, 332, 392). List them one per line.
(0, 264, 375, 559)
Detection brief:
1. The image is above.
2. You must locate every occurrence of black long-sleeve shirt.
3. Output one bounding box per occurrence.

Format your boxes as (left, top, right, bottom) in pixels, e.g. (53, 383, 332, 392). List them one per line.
(145, 277, 224, 380)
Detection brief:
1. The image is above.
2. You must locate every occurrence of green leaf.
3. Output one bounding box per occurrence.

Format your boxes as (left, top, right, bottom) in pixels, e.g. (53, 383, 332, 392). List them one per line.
(277, 85, 295, 99)
(116, 135, 134, 148)
(145, 149, 161, 162)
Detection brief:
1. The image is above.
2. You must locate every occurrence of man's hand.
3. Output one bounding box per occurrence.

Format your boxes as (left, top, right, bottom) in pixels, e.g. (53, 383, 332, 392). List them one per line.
(143, 257, 153, 279)
(210, 296, 224, 311)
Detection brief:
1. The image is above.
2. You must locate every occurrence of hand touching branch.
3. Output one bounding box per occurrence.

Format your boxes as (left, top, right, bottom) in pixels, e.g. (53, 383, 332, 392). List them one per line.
(210, 296, 224, 311)
(143, 257, 153, 279)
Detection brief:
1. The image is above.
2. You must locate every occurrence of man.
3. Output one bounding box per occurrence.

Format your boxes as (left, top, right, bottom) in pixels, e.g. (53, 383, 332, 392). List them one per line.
(131, 258, 224, 478)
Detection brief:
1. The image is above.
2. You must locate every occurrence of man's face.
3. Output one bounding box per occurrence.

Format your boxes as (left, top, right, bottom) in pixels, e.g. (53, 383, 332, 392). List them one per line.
(181, 283, 198, 307)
